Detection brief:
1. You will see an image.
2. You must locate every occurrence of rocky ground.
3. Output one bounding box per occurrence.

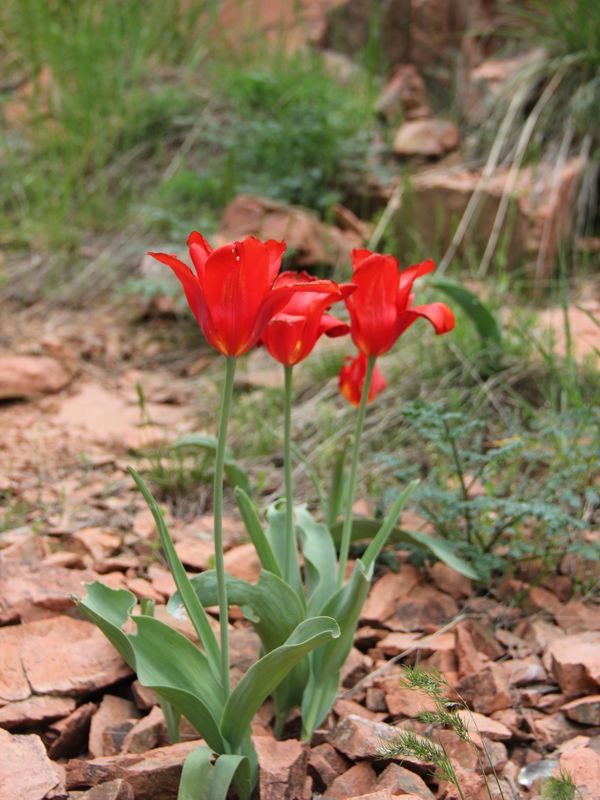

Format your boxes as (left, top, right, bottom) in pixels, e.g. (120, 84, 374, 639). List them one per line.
(1, 304, 600, 800)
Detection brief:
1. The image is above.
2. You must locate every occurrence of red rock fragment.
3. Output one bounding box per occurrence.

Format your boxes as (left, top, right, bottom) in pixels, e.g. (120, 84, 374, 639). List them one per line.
(555, 600, 600, 633)
(131, 681, 159, 712)
(455, 624, 487, 677)
(455, 710, 512, 742)
(334, 698, 387, 723)
(361, 567, 419, 624)
(254, 735, 308, 800)
(548, 632, 600, 696)
(327, 762, 377, 799)
(387, 586, 459, 633)
(562, 695, 600, 726)
(66, 740, 199, 799)
(223, 543, 261, 583)
(122, 706, 168, 754)
(376, 762, 435, 799)
(457, 664, 512, 715)
(79, 780, 134, 799)
(0, 728, 66, 800)
(71, 528, 122, 561)
(429, 562, 472, 600)
(48, 701, 97, 759)
(382, 684, 437, 719)
(0, 355, 70, 399)
(308, 742, 349, 789)
(558, 747, 600, 797)
(89, 695, 139, 758)
(0, 695, 76, 729)
(378, 631, 455, 659)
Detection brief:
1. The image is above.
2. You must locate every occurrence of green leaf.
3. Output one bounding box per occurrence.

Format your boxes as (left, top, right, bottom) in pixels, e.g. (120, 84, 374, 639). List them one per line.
(206, 754, 253, 800)
(129, 615, 226, 752)
(362, 481, 419, 571)
(169, 570, 305, 653)
(301, 562, 371, 736)
(296, 506, 337, 616)
(221, 616, 340, 749)
(431, 278, 502, 345)
(128, 467, 222, 683)
(76, 581, 136, 667)
(172, 433, 252, 496)
(266, 503, 302, 597)
(330, 517, 478, 579)
(234, 487, 282, 578)
(177, 748, 253, 800)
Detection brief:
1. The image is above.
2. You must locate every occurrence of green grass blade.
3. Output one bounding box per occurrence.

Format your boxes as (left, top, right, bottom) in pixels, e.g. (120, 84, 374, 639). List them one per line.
(431, 278, 502, 345)
(361, 481, 419, 572)
(172, 434, 251, 496)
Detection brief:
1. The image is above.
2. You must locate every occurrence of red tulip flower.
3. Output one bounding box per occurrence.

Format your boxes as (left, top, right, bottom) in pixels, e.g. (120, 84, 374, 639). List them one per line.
(339, 352, 387, 406)
(344, 249, 455, 357)
(148, 233, 327, 358)
(261, 272, 354, 367)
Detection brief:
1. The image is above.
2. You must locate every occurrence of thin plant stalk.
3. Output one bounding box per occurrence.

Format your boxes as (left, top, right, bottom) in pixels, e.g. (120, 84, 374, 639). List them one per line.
(336, 355, 376, 588)
(283, 364, 296, 585)
(214, 356, 237, 698)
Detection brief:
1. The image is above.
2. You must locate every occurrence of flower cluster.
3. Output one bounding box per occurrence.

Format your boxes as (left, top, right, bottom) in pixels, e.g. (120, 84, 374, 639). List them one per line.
(150, 232, 455, 395)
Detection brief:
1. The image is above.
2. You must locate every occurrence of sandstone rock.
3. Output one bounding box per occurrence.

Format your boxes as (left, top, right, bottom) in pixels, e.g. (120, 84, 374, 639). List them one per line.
(326, 762, 377, 799)
(0, 561, 100, 622)
(429, 563, 472, 600)
(394, 158, 582, 275)
(48, 701, 97, 759)
(0, 355, 70, 400)
(308, 742, 349, 789)
(0, 694, 76, 729)
(131, 681, 159, 712)
(334, 698, 387, 723)
(66, 741, 198, 798)
(548, 632, 600, 697)
(503, 655, 547, 687)
(340, 647, 371, 688)
(382, 684, 437, 719)
(393, 119, 459, 158)
(387, 586, 459, 633)
(121, 706, 169, 754)
(378, 631, 455, 658)
(376, 762, 435, 799)
(219, 195, 362, 271)
(71, 528, 121, 562)
(0, 728, 66, 800)
(330, 715, 400, 760)
(524, 618, 564, 655)
(554, 599, 600, 633)
(455, 710, 512, 742)
(223, 543, 261, 583)
(457, 664, 512, 715)
(0, 616, 131, 705)
(89, 696, 139, 758)
(562, 696, 600, 726)
(523, 710, 580, 746)
(559, 747, 600, 798)
(254, 735, 308, 800)
(173, 538, 214, 571)
(375, 64, 430, 122)
(455, 624, 488, 677)
(361, 567, 419, 624)
(79, 780, 134, 800)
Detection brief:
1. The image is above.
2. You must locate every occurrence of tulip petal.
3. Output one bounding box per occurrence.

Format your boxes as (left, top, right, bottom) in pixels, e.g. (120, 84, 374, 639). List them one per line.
(186, 231, 213, 281)
(319, 313, 349, 338)
(265, 240, 287, 285)
(202, 238, 276, 356)
(351, 248, 377, 271)
(261, 314, 307, 366)
(395, 302, 456, 338)
(148, 251, 203, 325)
(339, 353, 387, 406)
(345, 254, 400, 356)
(397, 259, 436, 310)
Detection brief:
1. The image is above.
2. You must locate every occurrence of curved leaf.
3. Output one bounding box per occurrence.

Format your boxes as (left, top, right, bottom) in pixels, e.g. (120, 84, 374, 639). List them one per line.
(177, 748, 254, 800)
(172, 433, 251, 496)
(221, 616, 340, 749)
(234, 487, 282, 578)
(431, 278, 502, 346)
(296, 506, 337, 616)
(301, 562, 371, 737)
(129, 615, 225, 752)
(76, 581, 137, 667)
(169, 569, 306, 653)
(330, 517, 478, 579)
(361, 481, 419, 571)
(266, 502, 302, 597)
(128, 467, 222, 683)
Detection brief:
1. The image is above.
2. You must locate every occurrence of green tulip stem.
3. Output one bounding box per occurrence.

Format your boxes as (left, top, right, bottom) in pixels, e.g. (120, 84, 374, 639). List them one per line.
(336, 355, 376, 589)
(283, 364, 296, 585)
(214, 356, 237, 698)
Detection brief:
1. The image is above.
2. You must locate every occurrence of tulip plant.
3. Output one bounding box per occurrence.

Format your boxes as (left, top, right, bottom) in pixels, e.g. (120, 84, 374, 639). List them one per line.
(77, 232, 464, 800)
